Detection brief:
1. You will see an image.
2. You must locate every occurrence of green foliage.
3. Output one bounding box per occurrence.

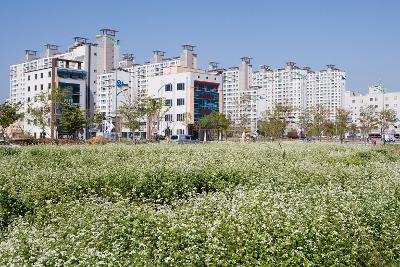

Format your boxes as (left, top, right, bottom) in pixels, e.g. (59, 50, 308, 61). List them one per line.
(140, 97, 165, 140)
(378, 109, 396, 135)
(28, 92, 51, 135)
(0, 143, 400, 265)
(259, 104, 293, 139)
(0, 101, 23, 137)
(336, 108, 351, 142)
(118, 100, 141, 134)
(359, 105, 378, 140)
(59, 106, 86, 138)
(200, 111, 231, 140)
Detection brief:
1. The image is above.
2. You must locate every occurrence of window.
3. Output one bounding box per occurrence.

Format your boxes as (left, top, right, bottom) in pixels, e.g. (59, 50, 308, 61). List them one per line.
(27, 97, 31, 102)
(35, 74, 37, 79)
(177, 98, 185, 106)
(177, 83, 185, 90)
(370, 98, 373, 101)
(28, 86, 30, 92)
(177, 113, 185, 121)
(34, 85, 37, 91)
(28, 75, 30, 81)
(177, 129, 185, 134)
(48, 71, 51, 77)
(165, 99, 172, 107)
(48, 83, 51, 89)
(165, 84, 172, 92)
(352, 100, 355, 103)
(40, 73, 43, 78)
(40, 84, 43, 90)
(165, 114, 173, 121)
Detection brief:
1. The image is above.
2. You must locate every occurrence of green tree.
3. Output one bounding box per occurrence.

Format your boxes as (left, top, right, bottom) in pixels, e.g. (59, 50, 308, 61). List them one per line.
(199, 111, 231, 141)
(119, 100, 142, 139)
(259, 104, 293, 140)
(141, 97, 164, 140)
(60, 106, 86, 139)
(349, 123, 358, 141)
(28, 92, 51, 138)
(335, 108, 351, 143)
(309, 104, 330, 141)
(0, 101, 23, 139)
(358, 105, 378, 144)
(378, 109, 396, 141)
(298, 108, 313, 137)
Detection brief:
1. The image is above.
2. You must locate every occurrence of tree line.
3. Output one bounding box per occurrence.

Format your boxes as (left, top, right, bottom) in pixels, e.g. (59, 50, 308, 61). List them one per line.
(259, 104, 396, 143)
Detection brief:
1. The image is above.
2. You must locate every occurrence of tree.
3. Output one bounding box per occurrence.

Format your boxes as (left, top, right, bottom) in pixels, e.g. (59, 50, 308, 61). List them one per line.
(141, 97, 164, 140)
(378, 109, 396, 142)
(28, 92, 51, 138)
(259, 104, 293, 140)
(309, 104, 330, 141)
(59, 106, 86, 139)
(358, 105, 378, 144)
(298, 108, 313, 137)
(349, 123, 358, 140)
(199, 111, 231, 141)
(0, 101, 23, 139)
(335, 108, 351, 143)
(119, 100, 142, 139)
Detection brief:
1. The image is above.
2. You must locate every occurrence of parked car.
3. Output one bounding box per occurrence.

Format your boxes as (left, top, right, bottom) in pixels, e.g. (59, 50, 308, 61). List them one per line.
(0, 140, 19, 148)
(170, 134, 198, 144)
(383, 134, 395, 142)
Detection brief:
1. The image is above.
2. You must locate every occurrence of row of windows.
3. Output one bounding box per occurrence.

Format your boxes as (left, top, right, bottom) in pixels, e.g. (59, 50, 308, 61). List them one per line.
(165, 83, 185, 92)
(164, 113, 186, 122)
(27, 71, 51, 80)
(165, 98, 185, 106)
(27, 83, 51, 92)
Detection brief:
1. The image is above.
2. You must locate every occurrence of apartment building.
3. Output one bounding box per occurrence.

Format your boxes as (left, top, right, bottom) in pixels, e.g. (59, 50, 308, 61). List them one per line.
(147, 66, 222, 137)
(252, 63, 346, 128)
(313, 65, 346, 120)
(344, 85, 400, 130)
(222, 57, 258, 131)
(9, 37, 99, 138)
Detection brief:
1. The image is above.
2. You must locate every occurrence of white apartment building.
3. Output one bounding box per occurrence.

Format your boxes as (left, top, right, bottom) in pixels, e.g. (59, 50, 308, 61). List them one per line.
(147, 66, 222, 138)
(252, 63, 346, 128)
(253, 62, 308, 129)
(344, 85, 400, 131)
(9, 39, 98, 138)
(9, 29, 119, 139)
(96, 69, 131, 118)
(313, 65, 346, 120)
(130, 45, 197, 100)
(222, 57, 258, 131)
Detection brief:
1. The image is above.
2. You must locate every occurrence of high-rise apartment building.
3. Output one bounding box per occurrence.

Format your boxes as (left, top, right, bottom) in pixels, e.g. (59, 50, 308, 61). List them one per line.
(9, 37, 98, 138)
(222, 57, 258, 131)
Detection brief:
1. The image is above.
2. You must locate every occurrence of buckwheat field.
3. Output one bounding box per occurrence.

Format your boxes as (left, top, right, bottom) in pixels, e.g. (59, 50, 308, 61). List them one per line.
(1, 143, 399, 265)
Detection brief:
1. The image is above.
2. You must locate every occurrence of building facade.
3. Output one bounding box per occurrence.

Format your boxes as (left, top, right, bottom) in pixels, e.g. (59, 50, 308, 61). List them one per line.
(344, 85, 400, 132)
(147, 66, 222, 137)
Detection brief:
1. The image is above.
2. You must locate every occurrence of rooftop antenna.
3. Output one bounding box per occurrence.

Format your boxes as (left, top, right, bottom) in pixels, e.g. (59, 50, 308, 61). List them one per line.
(73, 37, 89, 44)
(99, 28, 118, 36)
(182, 44, 195, 51)
(241, 57, 252, 64)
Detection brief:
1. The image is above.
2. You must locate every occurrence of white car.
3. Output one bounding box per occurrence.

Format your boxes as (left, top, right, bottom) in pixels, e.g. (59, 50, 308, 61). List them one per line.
(170, 135, 198, 144)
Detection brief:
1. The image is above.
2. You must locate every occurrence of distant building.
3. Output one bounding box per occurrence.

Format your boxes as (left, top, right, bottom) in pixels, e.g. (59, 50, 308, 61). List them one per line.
(344, 85, 400, 132)
(147, 66, 222, 138)
(9, 37, 99, 139)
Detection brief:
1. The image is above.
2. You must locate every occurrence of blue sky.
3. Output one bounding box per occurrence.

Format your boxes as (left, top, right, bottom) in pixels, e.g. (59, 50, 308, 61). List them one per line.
(1, 0, 399, 101)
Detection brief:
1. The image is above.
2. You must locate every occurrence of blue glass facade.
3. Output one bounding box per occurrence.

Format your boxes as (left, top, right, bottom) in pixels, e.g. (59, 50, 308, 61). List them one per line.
(193, 80, 220, 121)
